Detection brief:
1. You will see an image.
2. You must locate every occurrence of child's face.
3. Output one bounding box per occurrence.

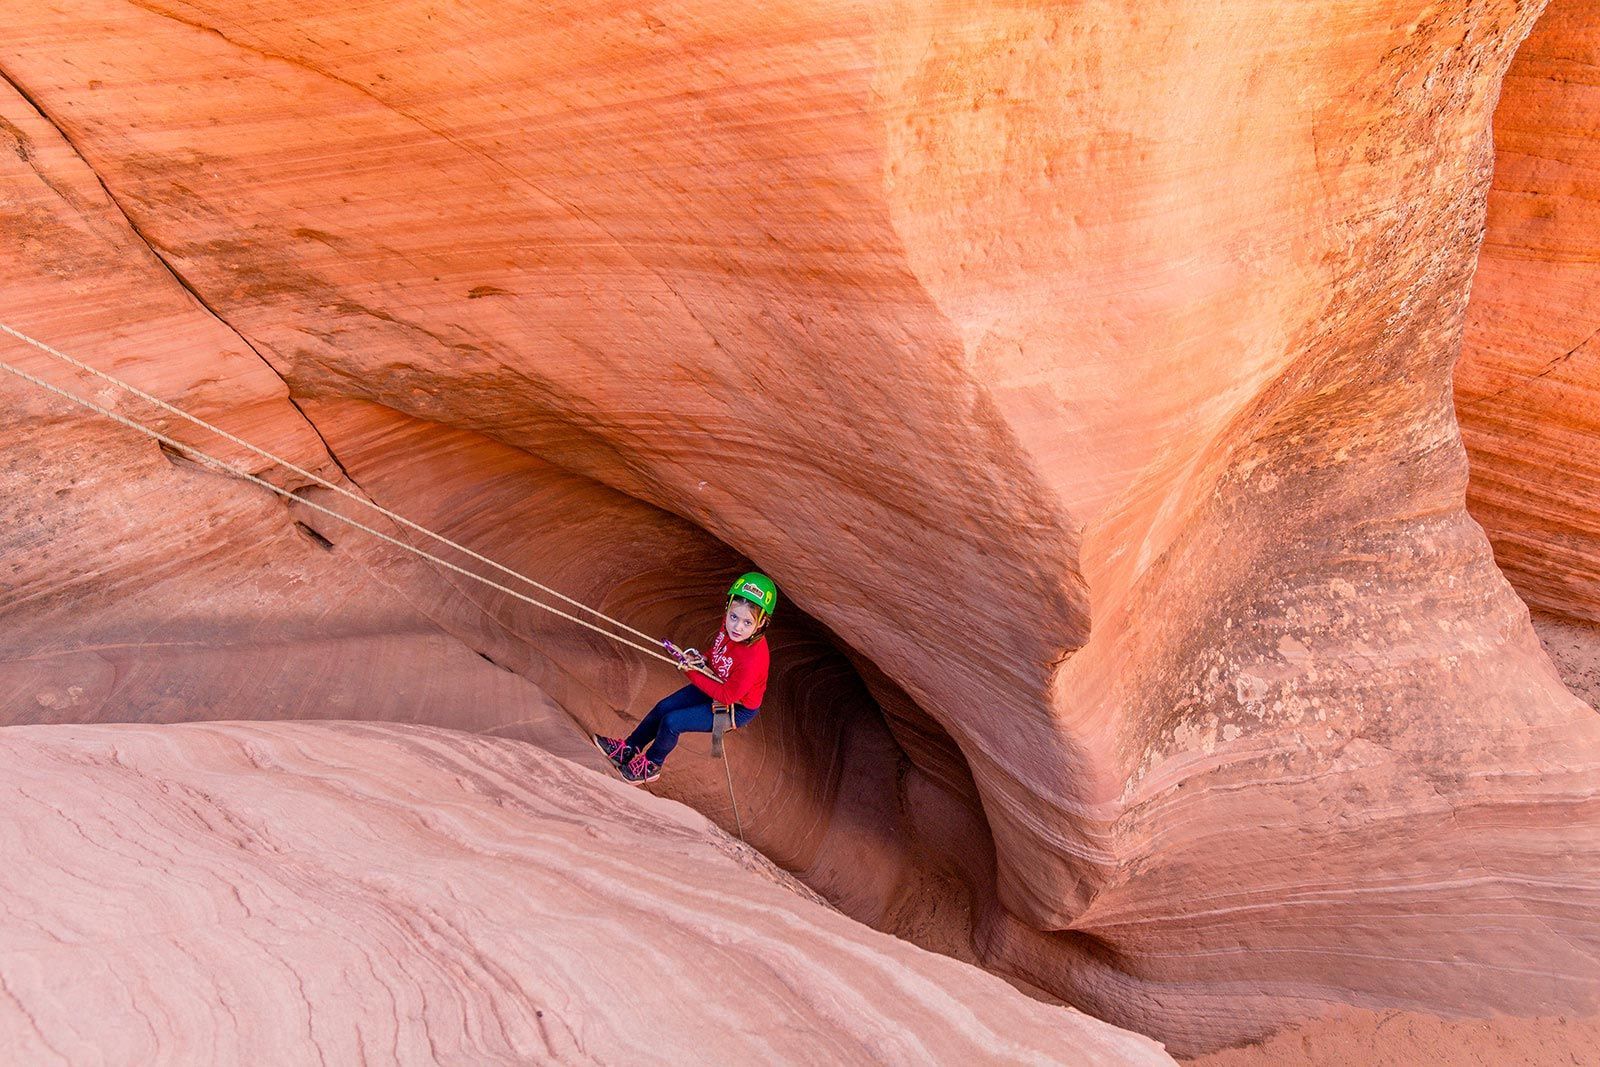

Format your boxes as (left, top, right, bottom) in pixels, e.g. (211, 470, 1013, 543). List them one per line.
(724, 600, 761, 642)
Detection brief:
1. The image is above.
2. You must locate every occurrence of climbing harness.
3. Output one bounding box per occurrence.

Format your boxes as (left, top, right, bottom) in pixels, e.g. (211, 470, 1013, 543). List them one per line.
(0, 319, 729, 679)
(709, 702, 733, 758)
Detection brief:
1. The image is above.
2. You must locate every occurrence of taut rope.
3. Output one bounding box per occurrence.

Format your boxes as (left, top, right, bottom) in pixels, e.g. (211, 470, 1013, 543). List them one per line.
(0, 321, 696, 673)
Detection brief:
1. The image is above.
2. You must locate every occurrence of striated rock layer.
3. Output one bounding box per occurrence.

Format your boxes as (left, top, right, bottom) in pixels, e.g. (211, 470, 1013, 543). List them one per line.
(277, 398, 975, 943)
(1461, 0, 1600, 624)
(0, 719, 1173, 1065)
(1, 0, 1597, 1055)
(0, 63, 597, 765)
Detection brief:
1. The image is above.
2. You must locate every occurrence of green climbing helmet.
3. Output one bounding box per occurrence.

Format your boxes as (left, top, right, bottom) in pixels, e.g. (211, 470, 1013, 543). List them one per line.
(728, 572, 778, 619)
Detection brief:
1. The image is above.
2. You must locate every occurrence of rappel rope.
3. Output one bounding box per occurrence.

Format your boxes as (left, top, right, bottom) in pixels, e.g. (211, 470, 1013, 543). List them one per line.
(0, 319, 666, 652)
(0, 321, 709, 678)
(1, 319, 749, 839)
(722, 750, 745, 841)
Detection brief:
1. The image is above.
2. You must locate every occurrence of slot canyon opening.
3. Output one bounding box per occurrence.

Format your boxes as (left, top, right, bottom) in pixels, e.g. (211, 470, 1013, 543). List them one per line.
(608, 566, 1004, 969)
(280, 395, 1014, 978)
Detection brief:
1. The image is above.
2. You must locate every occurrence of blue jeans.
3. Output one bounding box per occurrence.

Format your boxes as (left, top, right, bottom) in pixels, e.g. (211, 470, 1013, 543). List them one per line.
(625, 685, 759, 765)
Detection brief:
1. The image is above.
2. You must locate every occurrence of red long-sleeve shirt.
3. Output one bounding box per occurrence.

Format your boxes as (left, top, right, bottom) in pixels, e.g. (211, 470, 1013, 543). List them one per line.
(687, 628, 769, 708)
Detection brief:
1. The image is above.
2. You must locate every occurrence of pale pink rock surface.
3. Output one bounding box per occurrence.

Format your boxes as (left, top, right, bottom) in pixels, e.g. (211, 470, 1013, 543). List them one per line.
(0, 719, 1173, 1066)
(0, 0, 1597, 1056)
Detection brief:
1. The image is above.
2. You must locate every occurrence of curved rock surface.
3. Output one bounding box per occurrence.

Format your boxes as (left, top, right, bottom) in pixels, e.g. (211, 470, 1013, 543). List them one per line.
(0, 719, 1172, 1064)
(1461, 0, 1600, 624)
(0, 65, 593, 763)
(1457, 0, 1600, 729)
(278, 398, 974, 945)
(1, 0, 1597, 1057)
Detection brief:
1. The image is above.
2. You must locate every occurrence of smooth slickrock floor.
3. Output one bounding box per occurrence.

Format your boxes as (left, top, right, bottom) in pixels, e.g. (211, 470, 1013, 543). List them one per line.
(0, 719, 1173, 1066)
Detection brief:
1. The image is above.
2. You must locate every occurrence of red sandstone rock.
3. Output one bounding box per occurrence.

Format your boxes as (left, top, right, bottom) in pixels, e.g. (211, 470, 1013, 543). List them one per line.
(1461, 0, 1600, 625)
(1, 1, 1597, 1057)
(0, 70, 593, 763)
(282, 397, 966, 933)
(0, 720, 1173, 1064)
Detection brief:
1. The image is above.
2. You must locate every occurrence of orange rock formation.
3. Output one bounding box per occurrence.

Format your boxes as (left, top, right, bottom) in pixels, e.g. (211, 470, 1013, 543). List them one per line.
(1, 0, 1597, 1057)
(1462, 0, 1600, 625)
(1459, 0, 1600, 713)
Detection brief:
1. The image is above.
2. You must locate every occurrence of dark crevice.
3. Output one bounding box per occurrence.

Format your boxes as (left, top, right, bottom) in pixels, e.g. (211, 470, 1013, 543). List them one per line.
(476, 650, 517, 673)
(293, 520, 335, 551)
(284, 395, 361, 487)
(156, 439, 214, 474)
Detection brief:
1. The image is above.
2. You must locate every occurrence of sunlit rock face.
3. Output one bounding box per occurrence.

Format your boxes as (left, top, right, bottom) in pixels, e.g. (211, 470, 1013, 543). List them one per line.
(1, 0, 1597, 1055)
(1459, 0, 1600, 682)
(1461, 0, 1600, 623)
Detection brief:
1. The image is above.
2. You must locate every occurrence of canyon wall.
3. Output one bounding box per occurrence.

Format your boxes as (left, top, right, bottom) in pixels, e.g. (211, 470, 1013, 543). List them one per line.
(1461, 0, 1600, 625)
(1458, 0, 1600, 713)
(2, 0, 1597, 1055)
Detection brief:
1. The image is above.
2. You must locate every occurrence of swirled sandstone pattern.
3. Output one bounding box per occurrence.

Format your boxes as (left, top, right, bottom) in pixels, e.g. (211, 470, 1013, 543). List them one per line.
(1462, 0, 1600, 624)
(1458, 0, 1600, 710)
(1, 0, 1597, 1056)
(0, 719, 1172, 1064)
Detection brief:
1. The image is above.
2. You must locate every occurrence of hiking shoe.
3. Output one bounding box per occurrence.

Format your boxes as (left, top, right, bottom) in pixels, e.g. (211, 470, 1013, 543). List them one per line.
(621, 751, 662, 784)
(592, 734, 633, 769)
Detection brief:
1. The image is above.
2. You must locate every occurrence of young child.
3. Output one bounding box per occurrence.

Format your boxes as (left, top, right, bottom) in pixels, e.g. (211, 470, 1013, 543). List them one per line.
(592, 572, 776, 784)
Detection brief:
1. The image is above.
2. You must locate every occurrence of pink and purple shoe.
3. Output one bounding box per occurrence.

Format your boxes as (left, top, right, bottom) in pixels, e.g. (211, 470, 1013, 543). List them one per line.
(620, 750, 662, 785)
(592, 734, 633, 771)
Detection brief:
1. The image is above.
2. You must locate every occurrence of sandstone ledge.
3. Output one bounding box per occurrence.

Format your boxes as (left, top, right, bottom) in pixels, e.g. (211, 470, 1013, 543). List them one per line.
(0, 720, 1172, 1065)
